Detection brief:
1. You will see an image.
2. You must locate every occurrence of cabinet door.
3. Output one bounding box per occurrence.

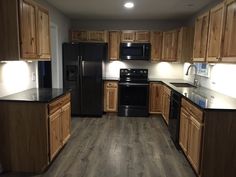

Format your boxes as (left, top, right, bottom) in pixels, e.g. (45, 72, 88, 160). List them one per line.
(150, 32, 163, 61)
(177, 28, 184, 60)
(61, 103, 71, 145)
(221, 0, 236, 62)
(19, 0, 37, 59)
(187, 116, 203, 174)
(162, 30, 178, 61)
(121, 31, 135, 42)
(193, 12, 210, 62)
(37, 6, 51, 59)
(71, 31, 87, 42)
(149, 83, 162, 113)
(49, 109, 62, 160)
(108, 31, 120, 60)
(179, 108, 189, 154)
(135, 31, 150, 42)
(104, 82, 118, 112)
(87, 31, 107, 42)
(207, 3, 225, 62)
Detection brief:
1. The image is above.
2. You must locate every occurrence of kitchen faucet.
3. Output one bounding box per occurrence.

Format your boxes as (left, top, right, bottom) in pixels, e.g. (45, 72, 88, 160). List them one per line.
(185, 64, 199, 87)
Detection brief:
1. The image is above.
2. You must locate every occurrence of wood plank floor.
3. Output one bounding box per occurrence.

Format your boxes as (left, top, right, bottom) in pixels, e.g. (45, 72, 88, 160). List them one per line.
(1, 115, 196, 177)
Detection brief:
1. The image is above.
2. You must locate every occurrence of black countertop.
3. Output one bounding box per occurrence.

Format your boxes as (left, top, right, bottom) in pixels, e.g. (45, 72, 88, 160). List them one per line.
(103, 77, 119, 81)
(0, 88, 70, 103)
(149, 79, 236, 111)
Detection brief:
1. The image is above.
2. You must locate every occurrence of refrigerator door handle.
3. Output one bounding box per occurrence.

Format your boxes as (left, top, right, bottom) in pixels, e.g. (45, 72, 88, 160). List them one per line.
(81, 60, 85, 76)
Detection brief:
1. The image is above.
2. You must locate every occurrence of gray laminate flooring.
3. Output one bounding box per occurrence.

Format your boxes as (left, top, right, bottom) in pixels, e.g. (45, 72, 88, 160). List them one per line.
(1, 115, 196, 177)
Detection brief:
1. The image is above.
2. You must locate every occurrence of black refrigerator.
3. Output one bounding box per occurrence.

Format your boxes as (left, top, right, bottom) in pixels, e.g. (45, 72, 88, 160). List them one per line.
(63, 43, 107, 117)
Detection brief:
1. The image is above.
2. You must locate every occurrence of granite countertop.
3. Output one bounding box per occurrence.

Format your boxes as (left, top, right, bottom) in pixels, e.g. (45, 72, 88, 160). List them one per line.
(149, 79, 236, 111)
(0, 88, 71, 103)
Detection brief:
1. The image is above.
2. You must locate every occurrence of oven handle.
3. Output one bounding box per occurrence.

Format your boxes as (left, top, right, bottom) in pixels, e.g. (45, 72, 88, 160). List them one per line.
(119, 83, 149, 86)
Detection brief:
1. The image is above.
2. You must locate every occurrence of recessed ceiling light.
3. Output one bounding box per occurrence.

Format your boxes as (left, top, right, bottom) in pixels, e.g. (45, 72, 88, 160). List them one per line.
(124, 2, 134, 9)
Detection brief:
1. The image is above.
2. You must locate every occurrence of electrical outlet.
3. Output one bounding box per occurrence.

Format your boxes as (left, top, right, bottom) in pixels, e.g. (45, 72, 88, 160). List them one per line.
(31, 72, 36, 81)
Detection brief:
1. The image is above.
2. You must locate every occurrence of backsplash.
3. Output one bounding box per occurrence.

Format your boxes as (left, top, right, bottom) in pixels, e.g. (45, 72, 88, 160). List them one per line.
(0, 61, 37, 97)
(104, 61, 184, 79)
(184, 63, 236, 99)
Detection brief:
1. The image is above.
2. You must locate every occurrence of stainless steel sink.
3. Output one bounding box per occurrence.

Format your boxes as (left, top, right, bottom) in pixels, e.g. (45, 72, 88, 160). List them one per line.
(170, 82, 196, 88)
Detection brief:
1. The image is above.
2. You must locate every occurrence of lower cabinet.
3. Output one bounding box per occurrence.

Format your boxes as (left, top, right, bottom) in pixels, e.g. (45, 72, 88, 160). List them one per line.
(162, 85, 171, 124)
(179, 98, 203, 175)
(49, 95, 71, 160)
(104, 81, 118, 112)
(149, 82, 163, 113)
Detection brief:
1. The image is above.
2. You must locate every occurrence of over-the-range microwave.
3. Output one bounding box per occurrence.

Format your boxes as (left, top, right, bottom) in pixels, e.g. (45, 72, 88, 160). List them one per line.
(120, 43, 151, 60)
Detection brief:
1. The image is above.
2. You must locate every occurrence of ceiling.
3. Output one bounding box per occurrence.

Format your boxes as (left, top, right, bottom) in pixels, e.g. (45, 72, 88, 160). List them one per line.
(46, 0, 216, 20)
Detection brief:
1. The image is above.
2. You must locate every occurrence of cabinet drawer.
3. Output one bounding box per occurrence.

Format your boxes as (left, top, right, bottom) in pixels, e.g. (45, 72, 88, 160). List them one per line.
(105, 81, 118, 88)
(182, 98, 203, 123)
(49, 93, 71, 115)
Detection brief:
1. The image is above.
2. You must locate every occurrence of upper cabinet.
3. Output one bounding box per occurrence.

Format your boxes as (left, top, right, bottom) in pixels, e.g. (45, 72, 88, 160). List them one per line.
(150, 31, 163, 62)
(207, 3, 225, 62)
(0, 0, 51, 61)
(177, 27, 194, 62)
(193, 12, 210, 62)
(70, 30, 108, 42)
(162, 30, 178, 61)
(221, 0, 236, 62)
(121, 30, 150, 42)
(108, 31, 121, 60)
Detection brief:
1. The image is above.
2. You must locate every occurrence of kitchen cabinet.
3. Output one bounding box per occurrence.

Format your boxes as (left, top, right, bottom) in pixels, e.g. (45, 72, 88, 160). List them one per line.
(108, 31, 121, 60)
(70, 30, 108, 42)
(150, 31, 163, 61)
(221, 0, 236, 62)
(162, 30, 178, 61)
(104, 81, 118, 112)
(206, 3, 225, 62)
(49, 95, 71, 160)
(179, 98, 203, 175)
(149, 83, 163, 114)
(177, 27, 194, 62)
(0, 0, 51, 60)
(162, 85, 171, 124)
(121, 30, 150, 42)
(193, 12, 210, 62)
(0, 93, 71, 172)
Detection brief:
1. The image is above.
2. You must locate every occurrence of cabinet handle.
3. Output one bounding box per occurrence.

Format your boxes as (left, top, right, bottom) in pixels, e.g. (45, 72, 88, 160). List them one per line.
(31, 38, 34, 45)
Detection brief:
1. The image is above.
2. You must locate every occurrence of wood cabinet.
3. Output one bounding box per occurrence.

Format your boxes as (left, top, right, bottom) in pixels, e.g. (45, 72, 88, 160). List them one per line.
(0, 0, 51, 60)
(193, 12, 210, 62)
(104, 81, 118, 112)
(206, 3, 225, 62)
(177, 27, 194, 62)
(179, 98, 203, 175)
(162, 85, 171, 124)
(162, 30, 178, 61)
(149, 83, 163, 114)
(221, 0, 236, 62)
(70, 30, 108, 42)
(108, 31, 121, 60)
(121, 30, 150, 42)
(150, 31, 163, 61)
(0, 93, 71, 172)
(49, 95, 71, 160)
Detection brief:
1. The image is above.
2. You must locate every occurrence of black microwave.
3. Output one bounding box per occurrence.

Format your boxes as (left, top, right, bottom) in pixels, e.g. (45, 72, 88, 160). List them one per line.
(120, 43, 151, 60)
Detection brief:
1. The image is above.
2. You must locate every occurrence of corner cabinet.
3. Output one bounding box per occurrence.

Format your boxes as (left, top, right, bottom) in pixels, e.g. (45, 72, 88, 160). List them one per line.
(150, 31, 163, 61)
(0, 0, 51, 60)
(104, 81, 118, 112)
(149, 82, 163, 113)
(162, 30, 178, 61)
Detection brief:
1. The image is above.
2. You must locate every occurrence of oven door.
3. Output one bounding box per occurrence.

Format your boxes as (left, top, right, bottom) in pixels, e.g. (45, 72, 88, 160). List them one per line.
(118, 82, 149, 117)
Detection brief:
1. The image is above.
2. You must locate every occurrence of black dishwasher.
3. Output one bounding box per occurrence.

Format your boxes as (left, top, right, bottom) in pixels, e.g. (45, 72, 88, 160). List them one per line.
(168, 90, 182, 149)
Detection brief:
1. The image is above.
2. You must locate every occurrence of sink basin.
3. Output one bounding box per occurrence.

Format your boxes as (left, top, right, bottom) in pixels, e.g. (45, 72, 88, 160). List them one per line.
(170, 82, 196, 88)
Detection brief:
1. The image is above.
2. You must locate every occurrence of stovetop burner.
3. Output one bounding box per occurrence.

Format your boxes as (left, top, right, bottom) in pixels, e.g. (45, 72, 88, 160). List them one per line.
(119, 69, 148, 83)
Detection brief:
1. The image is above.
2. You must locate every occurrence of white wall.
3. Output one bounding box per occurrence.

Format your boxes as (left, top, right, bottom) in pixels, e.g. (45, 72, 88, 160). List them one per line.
(184, 63, 236, 99)
(105, 61, 184, 79)
(0, 61, 37, 97)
